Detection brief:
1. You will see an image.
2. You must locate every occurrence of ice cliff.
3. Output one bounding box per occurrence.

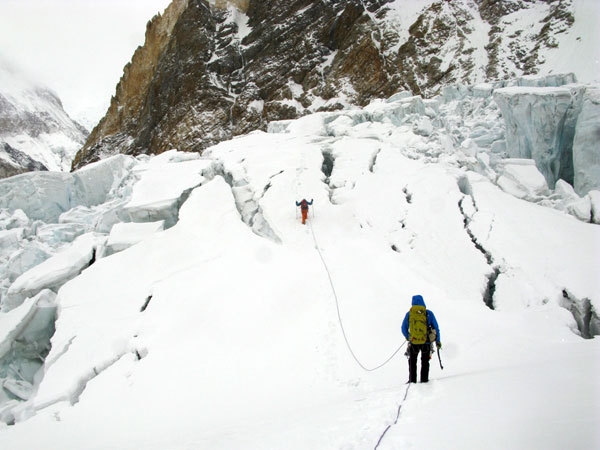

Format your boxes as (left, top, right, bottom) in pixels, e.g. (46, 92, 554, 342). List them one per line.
(494, 74, 600, 196)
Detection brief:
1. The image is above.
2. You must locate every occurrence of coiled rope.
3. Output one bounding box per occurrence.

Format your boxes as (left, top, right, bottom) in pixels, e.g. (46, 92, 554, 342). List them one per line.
(308, 220, 406, 371)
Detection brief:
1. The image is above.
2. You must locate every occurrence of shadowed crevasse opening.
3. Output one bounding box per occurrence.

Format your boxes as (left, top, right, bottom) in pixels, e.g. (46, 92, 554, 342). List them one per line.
(321, 149, 334, 180)
(561, 289, 600, 339)
(0, 295, 57, 425)
(458, 193, 497, 311)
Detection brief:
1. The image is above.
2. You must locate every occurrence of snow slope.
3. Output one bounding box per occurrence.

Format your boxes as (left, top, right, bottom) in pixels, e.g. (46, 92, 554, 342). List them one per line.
(0, 91, 599, 449)
(537, 0, 600, 84)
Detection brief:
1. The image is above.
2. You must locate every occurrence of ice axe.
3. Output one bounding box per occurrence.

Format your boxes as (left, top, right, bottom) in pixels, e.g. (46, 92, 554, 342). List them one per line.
(436, 346, 444, 370)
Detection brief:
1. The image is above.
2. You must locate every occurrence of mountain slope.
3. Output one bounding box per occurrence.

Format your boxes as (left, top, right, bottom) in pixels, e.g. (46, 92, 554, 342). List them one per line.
(73, 0, 595, 169)
(0, 60, 88, 178)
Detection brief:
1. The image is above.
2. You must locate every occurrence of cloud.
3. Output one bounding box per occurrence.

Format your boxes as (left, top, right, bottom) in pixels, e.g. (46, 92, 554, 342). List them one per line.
(0, 0, 172, 129)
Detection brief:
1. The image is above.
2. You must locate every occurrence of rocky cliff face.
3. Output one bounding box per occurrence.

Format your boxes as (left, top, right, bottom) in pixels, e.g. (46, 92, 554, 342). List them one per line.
(74, 0, 579, 169)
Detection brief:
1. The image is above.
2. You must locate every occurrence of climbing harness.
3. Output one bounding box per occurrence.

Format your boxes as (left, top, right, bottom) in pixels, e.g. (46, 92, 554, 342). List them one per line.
(308, 221, 406, 372)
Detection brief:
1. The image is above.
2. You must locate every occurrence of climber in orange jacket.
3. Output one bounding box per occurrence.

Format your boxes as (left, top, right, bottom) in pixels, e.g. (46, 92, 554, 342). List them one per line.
(295, 198, 313, 224)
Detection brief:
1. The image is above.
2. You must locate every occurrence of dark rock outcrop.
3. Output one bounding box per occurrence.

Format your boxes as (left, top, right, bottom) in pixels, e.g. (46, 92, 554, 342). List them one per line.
(74, 0, 578, 169)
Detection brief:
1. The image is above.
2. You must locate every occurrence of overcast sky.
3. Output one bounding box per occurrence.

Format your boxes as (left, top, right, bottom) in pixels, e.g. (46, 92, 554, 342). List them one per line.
(0, 0, 173, 129)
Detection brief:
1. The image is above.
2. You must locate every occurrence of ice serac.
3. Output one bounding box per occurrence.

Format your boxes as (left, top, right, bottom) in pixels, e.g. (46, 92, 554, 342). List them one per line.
(493, 79, 584, 191)
(0, 172, 74, 222)
(3, 233, 103, 312)
(572, 87, 600, 196)
(71, 155, 137, 207)
(0, 290, 56, 424)
(0, 154, 136, 224)
(122, 151, 209, 228)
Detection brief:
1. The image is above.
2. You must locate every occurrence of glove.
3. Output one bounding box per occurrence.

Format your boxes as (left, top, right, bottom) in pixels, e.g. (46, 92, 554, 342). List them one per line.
(436, 341, 442, 349)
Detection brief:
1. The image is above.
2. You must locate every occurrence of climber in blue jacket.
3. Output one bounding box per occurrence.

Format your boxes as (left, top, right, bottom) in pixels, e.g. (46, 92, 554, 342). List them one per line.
(401, 294, 441, 383)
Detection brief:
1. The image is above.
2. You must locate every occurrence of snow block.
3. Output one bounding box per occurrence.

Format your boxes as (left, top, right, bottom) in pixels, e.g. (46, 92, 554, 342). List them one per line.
(3, 233, 102, 311)
(386, 90, 413, 102)
(0, 171, 74, 222)
(123, 159, 208, 228)
(0, 228, 24, 252)
(6, 243, 51, 283)
(105, 221, 165, 255)
(0, 156, 136, 225)
(554, 180, 592, 222)
(71, 155, 136, 207)
(413, 116, 434, 136)
(36, 222, 87, 246)
(513, 73, 577, 88)
(495, 159, 549, 199)
(0, 209, 29, 230)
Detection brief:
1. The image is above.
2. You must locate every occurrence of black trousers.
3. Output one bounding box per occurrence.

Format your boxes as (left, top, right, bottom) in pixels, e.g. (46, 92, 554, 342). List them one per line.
(408, 343, 431, 383)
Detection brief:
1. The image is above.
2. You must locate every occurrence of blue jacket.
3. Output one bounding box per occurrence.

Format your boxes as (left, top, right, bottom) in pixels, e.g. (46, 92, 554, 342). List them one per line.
(296, 199, 313, 209)
(401, 295, 441, 342)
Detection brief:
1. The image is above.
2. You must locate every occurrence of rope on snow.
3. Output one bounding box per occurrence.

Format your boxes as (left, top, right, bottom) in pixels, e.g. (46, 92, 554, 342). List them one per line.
(374, 382, 411, 449)
(308, 220, 406, 372)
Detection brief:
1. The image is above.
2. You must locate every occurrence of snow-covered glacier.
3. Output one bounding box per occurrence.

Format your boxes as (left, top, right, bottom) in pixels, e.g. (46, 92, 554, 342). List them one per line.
(0, 78, 599, 449)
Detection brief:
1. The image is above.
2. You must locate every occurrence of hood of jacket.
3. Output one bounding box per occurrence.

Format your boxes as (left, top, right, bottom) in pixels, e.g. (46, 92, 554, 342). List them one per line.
(412, 294, 426, 307)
